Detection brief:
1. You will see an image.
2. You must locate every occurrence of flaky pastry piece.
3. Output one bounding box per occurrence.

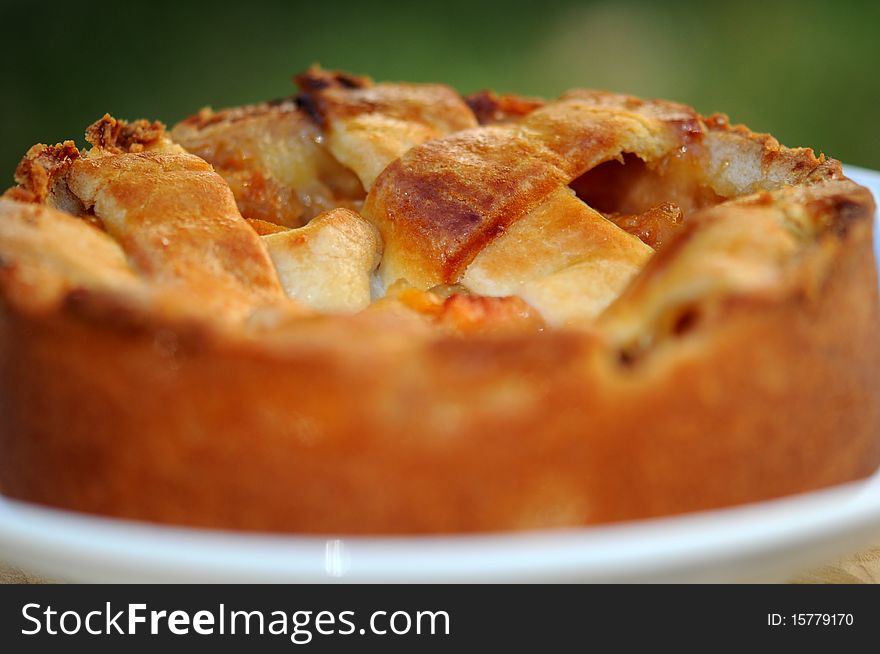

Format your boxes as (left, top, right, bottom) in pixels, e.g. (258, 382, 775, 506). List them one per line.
(171, 67, 476, 227)
(0, 71, 877, 535)
(262, 208, 380, 312)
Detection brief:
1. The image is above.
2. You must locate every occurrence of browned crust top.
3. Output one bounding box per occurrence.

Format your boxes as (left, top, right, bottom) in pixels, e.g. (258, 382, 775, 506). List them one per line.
(294, 65, 475, 135)
(0, 69, 875, 358)
(364, 94, 701, 286)
(4, 141, 81, 204)
(85, 114, 167, 154)
(464, 90, 546, 125)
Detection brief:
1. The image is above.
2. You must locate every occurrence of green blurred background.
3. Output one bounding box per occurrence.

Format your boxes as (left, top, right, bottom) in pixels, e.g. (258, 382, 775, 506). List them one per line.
(2, 0, 878, 179)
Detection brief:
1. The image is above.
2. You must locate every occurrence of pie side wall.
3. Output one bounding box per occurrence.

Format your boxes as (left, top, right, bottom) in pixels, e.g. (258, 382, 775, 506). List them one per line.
(0, 220, 877, 534)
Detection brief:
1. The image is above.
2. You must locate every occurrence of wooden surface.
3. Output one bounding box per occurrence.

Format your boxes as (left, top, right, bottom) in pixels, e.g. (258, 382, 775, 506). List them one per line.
(789, 547, 880, 584)
(2, 548, 879, 583)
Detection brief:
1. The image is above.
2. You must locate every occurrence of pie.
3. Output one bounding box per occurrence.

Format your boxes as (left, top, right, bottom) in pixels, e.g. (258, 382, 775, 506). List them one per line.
(0, 68, 877, 534)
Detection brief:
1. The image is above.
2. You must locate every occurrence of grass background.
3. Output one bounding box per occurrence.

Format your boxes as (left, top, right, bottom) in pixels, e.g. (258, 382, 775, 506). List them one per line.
(2, 0, 878, 179)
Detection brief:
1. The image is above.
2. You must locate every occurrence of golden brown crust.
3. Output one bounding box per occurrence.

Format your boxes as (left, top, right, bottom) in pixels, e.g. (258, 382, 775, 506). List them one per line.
(261, 207, 380, 312)
(171, 98, 364, 228)
(66, 151, 287, 318)
(3, 141, 81, 205)
(170, 66, 478, 228)
(0, 72, 877, 534)
(0, 200, 143, 312)
(464, 90, 545, 125)
(3, 115, 290, 321)
(294, 65, 478, 190)
(364, 95, 697, 289)
(294, 66, 475, 137)
(84, 114, 168, 154)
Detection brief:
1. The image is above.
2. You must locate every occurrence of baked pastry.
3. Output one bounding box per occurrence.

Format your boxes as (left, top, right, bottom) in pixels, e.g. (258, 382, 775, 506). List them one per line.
(0, 68, 877, 534)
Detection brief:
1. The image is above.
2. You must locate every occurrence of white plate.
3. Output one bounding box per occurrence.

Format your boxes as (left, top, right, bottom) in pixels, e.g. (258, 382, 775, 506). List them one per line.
(1, 167, 879, 584)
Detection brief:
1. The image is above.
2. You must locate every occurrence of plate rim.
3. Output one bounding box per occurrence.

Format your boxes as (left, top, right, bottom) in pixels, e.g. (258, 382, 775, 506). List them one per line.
(1, 471, 879, 582)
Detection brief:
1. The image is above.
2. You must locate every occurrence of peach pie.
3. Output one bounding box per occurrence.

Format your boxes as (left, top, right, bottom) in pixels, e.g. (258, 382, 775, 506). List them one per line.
(0, 68, 877, 533)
